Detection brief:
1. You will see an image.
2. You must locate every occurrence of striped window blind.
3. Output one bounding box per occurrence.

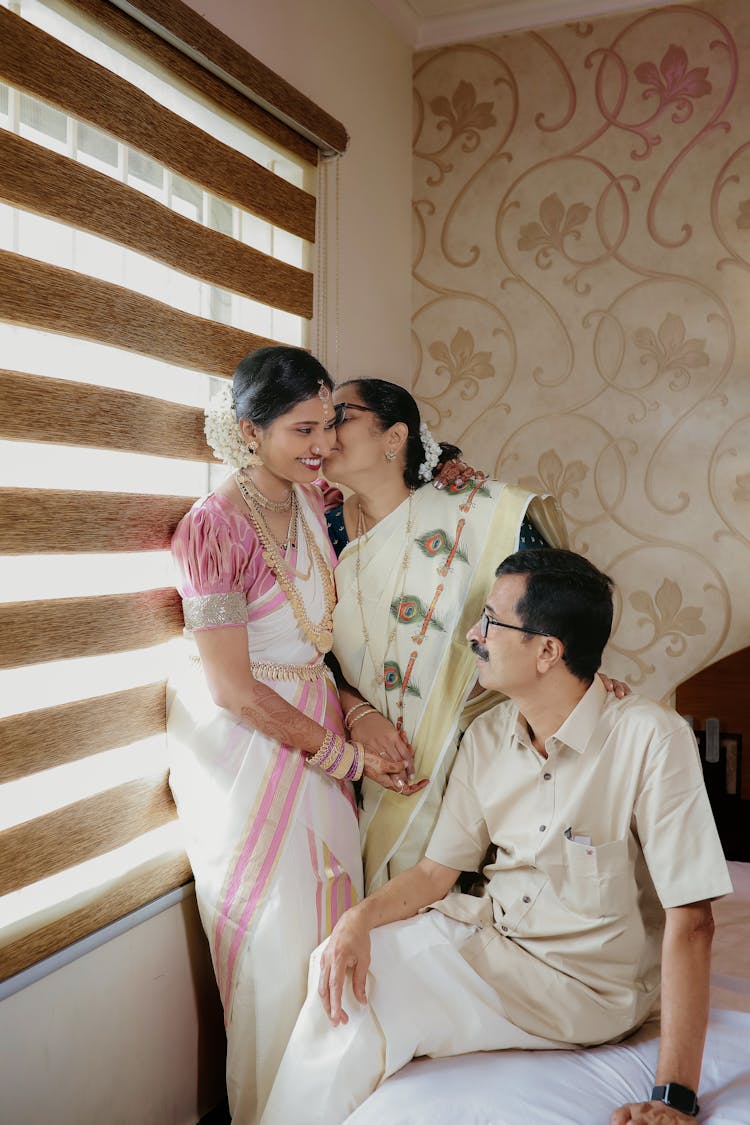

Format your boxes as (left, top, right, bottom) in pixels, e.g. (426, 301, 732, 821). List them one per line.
(0, 0, 345, 982)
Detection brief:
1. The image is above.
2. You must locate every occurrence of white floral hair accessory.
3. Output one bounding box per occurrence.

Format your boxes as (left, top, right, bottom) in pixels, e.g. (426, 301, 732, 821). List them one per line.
(204, 383, 251, 469)
(418, 421, 442, 482)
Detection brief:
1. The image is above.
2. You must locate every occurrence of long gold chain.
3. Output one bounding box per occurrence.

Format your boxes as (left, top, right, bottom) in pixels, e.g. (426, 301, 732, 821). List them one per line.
(354, 489, 415, 691)
(235, 474, 335, 653)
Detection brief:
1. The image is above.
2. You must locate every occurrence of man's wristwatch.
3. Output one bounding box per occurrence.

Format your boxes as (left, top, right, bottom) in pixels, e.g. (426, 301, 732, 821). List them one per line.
(650, 1082, 700, 1116)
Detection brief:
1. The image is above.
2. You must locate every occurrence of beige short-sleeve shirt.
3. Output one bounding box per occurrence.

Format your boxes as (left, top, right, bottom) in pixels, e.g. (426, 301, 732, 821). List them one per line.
(425, 677, 733, 1046)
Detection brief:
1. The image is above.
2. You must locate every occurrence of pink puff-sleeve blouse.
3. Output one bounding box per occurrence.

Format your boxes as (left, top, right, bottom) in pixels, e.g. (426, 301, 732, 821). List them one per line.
(172, 491, 269, 632)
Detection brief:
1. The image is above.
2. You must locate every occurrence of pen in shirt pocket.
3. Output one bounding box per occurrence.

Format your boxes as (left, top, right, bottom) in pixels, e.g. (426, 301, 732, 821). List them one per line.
(564, 826, 592, 846)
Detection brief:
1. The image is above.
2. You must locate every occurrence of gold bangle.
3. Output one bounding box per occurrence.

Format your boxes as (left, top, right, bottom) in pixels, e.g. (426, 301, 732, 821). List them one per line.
(344, 701, 372, 726)
(345, 741, 365, 781)
(321, 737, 349, 776)
(348, 707, 377, 729)
(308, 729, 338, 768)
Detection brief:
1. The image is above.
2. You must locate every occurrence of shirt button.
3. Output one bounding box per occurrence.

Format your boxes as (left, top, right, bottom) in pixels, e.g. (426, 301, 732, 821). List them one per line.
(501, 925, 508, 932)
(543, 772, 552, 781)
(522, 895, 531, 904)
(539, 824, 546, 832)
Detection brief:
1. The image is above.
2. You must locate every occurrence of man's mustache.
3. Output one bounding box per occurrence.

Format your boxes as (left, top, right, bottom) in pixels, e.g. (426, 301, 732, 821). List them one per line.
(470, 639, 489, 662)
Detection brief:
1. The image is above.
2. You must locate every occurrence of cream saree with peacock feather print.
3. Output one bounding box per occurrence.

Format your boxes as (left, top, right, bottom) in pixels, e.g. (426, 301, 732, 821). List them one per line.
(332, 479, 566, 894)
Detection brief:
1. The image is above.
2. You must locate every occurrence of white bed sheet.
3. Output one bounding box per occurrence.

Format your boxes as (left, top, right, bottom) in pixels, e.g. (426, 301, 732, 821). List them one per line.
(347, 862, 750, 1125)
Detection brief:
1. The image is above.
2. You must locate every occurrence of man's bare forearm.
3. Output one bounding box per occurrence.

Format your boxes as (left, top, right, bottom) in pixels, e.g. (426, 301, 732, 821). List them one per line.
(355, 858, 459, 933)
(655, 901, 715, 1089)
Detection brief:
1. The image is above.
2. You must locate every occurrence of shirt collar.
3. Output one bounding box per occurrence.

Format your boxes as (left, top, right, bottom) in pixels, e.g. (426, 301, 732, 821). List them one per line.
(552, 675, 608, 754)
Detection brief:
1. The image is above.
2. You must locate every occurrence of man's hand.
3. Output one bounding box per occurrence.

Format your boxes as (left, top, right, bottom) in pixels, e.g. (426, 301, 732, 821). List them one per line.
(316, 858, 459, 1025)
(611, 1101, 696, 1123)
(318, 908, 371, 1027)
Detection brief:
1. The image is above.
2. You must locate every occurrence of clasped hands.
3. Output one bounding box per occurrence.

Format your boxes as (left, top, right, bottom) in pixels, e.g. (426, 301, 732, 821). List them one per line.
(353, 709, 428, 796)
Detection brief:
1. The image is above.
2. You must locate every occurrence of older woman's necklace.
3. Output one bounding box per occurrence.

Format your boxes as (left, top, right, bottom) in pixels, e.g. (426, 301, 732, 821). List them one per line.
(354, 488, 415, 690)
(235, 472, 335, 653)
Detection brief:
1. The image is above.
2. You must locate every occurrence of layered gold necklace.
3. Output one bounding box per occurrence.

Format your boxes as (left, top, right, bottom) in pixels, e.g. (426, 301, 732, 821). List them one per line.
(354, 489, 415, 693)
(235, 471, 335, 653)
(238, 468, 292, 512)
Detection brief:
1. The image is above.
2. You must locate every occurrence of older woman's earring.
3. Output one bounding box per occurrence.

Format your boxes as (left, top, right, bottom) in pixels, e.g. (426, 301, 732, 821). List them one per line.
(385, 450, 396, 463)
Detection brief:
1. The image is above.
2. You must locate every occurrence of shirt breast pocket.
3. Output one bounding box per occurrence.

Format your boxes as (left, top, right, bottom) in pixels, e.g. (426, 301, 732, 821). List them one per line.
(561, 835, 631, 918)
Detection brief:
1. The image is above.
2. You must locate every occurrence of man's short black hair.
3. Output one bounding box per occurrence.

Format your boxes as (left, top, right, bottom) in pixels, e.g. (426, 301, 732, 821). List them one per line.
(495, 548, 614, 682)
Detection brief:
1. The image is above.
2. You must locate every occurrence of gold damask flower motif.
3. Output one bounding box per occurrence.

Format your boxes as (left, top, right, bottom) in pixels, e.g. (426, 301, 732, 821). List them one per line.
(634, 43, 712, 110)
(733, 473, 750, 503)
(630, 579, 706, 655)
(633, 312, 708, 390)
(428, 328, 494, 399)
(517, 193, 591, 268)
(519, 449, 588, 501)
(737, 200, 750, 230)
(429, 80, 496, 150)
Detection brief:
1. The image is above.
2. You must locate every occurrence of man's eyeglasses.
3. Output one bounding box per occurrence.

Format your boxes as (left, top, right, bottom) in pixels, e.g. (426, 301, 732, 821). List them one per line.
(480, 612, 551, 641)
(333, 402, 377, 426)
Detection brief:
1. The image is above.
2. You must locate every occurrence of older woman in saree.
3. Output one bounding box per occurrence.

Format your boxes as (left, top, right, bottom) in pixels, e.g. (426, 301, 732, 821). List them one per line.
(166, 350, 407, 1125)
(323, 379, 568, 894)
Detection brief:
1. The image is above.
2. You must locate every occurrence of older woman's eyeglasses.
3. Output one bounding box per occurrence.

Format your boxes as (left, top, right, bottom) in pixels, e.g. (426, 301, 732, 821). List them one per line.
(480, 612, 551, 641)
(333, 402, 377, 426)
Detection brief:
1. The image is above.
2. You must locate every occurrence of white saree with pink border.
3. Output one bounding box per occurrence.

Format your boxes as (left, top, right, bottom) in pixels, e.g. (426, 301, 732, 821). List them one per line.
(167, 484, 362, 1125)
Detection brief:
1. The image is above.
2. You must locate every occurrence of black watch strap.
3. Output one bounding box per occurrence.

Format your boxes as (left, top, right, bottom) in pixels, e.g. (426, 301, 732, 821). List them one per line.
(651, 1082, 700, 1116)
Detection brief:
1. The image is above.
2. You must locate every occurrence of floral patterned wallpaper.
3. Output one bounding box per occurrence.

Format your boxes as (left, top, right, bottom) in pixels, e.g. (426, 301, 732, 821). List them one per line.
(412, 0, 750, 700)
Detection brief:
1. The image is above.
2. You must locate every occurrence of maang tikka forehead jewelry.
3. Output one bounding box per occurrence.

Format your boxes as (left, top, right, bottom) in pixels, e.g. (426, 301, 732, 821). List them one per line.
(317, 379, 332, 422)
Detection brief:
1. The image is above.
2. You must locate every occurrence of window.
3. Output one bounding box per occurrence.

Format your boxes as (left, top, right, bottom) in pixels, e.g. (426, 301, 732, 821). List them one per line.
(0, 0, 344, 983)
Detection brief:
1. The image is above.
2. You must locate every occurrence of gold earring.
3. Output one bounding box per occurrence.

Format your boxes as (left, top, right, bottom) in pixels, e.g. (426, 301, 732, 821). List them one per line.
(246, 438, 262, 467)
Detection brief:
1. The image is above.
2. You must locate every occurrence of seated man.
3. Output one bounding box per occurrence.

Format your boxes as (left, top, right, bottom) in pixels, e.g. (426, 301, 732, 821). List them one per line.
(262, 549, 732, 1125)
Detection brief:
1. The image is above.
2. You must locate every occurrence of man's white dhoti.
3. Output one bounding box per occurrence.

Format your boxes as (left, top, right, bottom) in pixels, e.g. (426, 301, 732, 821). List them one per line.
(261, 912, 567, 1125)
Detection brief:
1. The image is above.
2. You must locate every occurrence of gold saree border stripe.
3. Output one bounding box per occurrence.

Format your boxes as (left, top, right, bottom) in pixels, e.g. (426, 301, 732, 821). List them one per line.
(211, 679, 311, 997)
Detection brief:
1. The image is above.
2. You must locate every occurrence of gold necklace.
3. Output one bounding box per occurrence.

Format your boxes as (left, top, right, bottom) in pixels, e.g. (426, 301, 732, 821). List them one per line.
(237, 473, 297, 551)
(354, 489, 415, 689)
(235, 473, 335, 652)
(282, 500, 313, 581)
(239, 468, 292, 512)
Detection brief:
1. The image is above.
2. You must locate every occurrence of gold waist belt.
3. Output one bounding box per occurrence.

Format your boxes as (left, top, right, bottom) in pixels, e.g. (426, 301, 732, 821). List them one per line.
(250, 659, 329, 682)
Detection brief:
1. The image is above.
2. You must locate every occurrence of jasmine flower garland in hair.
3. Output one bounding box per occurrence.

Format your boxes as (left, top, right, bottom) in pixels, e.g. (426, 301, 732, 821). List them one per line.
(204, 383, 251, 469)
(418, 421, 442, 482)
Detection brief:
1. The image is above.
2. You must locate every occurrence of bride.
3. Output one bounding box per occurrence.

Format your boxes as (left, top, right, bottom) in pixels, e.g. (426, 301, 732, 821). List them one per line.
(166, 348, 406, 1125)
